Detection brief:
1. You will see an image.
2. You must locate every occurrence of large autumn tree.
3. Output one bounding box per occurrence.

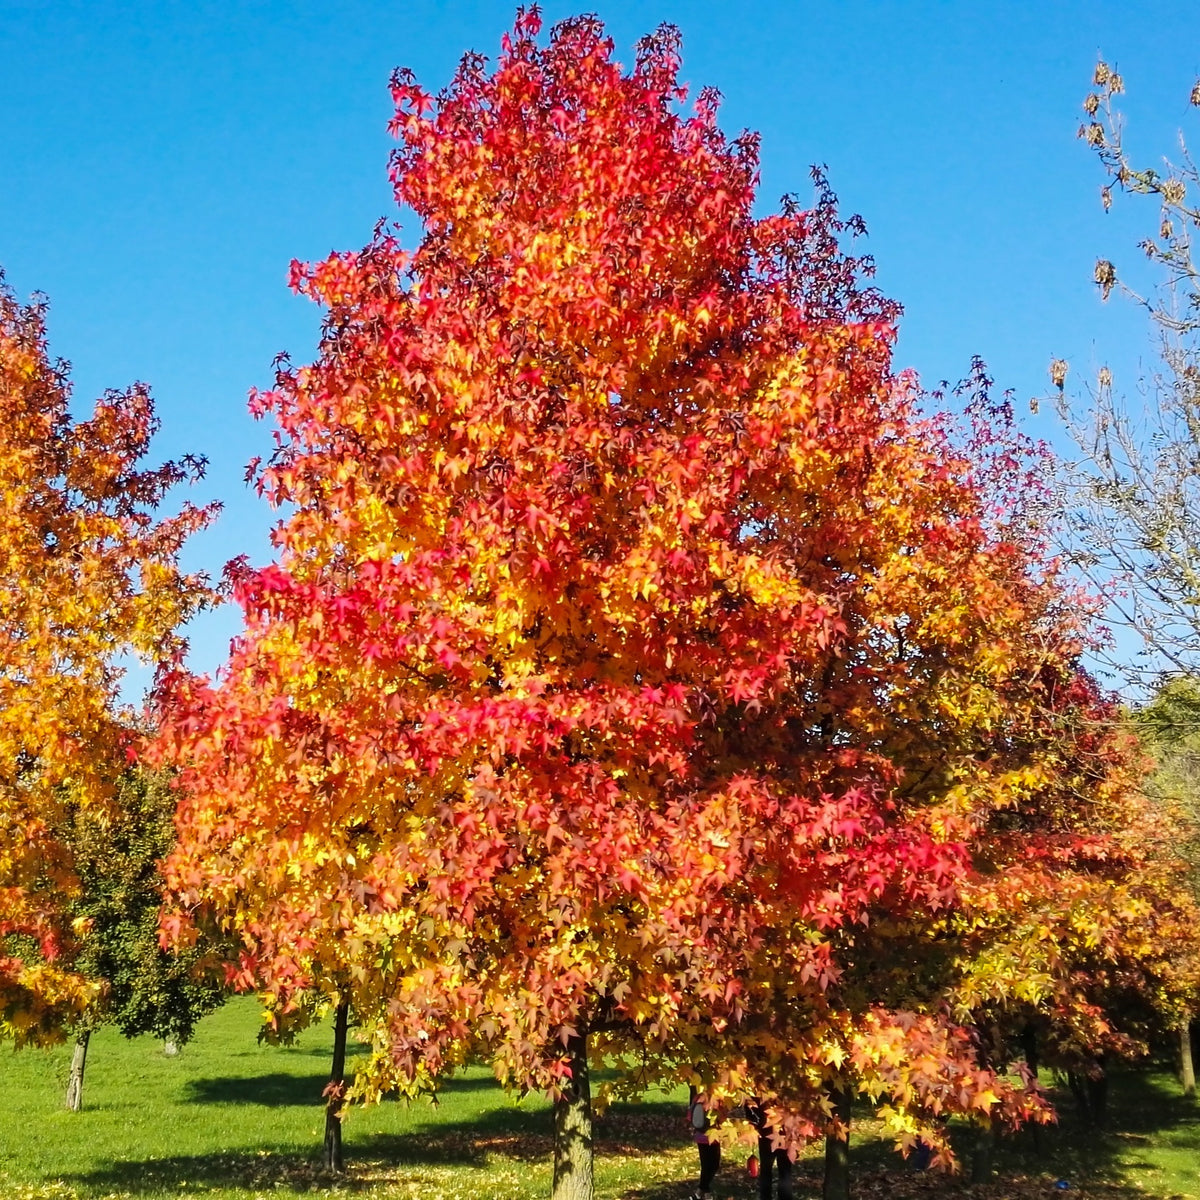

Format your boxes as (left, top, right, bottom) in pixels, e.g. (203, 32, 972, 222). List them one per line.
(0, 277, 214, 1046)
(155, 13, 1139, 1196)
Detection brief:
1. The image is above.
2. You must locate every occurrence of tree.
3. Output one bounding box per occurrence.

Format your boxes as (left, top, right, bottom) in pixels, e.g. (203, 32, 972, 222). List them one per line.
(1057, 62, 1200, 684)
(0, 275, 215, 1047)
(57, 767, 227, 1111)
(156, 14, 1132, 1196)
(1048, 66, 1200, 1113)
(1135, 676, 1200, 1094)
(949, 671, 1200, 1131)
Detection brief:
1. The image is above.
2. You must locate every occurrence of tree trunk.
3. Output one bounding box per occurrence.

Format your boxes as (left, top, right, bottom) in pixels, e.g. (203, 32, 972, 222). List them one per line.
(1180, 1021, 1196, 1098)
(1021, 1024, 1039, 1079)
(64, 1029, 90, 1112)
(163, 1038, 179, 1057)
(1020, 1025, 1043, 1153)
(970, 1120, 994, 1184)
(552, 1031, 594, 1200)
(1086, 1057, 1108, 1125)
(323, 1001, 350, 1173)
(822, 1082, 851, 1200)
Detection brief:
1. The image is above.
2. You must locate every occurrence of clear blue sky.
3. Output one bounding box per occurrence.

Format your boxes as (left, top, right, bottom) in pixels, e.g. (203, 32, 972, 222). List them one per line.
(2, 1, 1197, 684)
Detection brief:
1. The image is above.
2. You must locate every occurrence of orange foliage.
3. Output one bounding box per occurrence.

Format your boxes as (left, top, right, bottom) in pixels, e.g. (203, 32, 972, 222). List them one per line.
(153, 11, 1196, 1180)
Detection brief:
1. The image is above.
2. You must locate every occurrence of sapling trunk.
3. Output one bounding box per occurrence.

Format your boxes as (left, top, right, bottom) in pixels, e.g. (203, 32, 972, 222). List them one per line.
(1086, 1058, 1109, 1125)
(1021, 1024, 1039, 1079)
(822, 1082, 851, 1200)
(551, 1031, 594, 1200)
(1180, 1021, 1196, 1097)
(323, 1001, 350, 1173)
(64, 1029, 90, 1112)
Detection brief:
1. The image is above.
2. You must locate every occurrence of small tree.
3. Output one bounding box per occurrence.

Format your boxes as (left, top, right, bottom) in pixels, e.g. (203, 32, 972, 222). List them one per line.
(1136, 676, 1200, 1093)
(58, 767, 227, 1110)
(0, 275, 215, 1046)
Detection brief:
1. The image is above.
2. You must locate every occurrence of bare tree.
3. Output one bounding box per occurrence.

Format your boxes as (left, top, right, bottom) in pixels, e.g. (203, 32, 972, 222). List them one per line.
(1056, 63, 1200, 685)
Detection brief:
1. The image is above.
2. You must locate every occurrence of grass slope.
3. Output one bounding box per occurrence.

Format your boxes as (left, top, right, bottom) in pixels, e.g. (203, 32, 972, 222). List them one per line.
(1, 998, 1198, 1199)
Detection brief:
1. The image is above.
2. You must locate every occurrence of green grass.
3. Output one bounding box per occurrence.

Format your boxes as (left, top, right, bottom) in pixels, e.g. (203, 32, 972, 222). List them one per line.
(1, 998, 1199, 1199)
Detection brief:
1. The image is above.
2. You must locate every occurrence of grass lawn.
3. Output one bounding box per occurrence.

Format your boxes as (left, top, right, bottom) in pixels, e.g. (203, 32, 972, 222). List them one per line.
(1, 997, 1199, 1199)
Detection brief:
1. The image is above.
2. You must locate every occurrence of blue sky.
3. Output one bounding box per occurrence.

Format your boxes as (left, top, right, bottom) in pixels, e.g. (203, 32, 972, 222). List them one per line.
(2, 1, 1198, 684)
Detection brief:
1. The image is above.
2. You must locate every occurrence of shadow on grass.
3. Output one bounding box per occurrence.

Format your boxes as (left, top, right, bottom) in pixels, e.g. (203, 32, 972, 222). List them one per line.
(62, 1095, 693, 1195)
(184, 1072, 329, 1107)
(347, 1096, 686, 1164)
(987, 1068, 1200, 1195)
(619, 1072, 1200, 1200)
(183, 1065, 505, 1109)
(62, 1070, 1199, 1199)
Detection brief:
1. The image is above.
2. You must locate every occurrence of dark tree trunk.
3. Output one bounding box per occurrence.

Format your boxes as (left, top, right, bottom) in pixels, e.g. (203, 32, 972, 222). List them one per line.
(1070, 1058, 1109, 1124)
(1021, 1024, 1039, 1079)
(1181, 1021, 1196, 1098)
(1086, 1058, 1108, 1125)
(822, 1082, 851, 1200)
(1016, 1025, 1042, 1154)
(1020, 1025, 1043, 1151)
(552, 1031, 594, 1200)
(64, 1029, 90, 1112)
(970, 1121, 995, 1183)
(323, 1001, 350, 1173)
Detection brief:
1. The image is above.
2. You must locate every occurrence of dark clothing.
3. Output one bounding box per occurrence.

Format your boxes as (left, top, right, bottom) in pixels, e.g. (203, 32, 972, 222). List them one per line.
(757, 1136, 794, 1200)
(747, 1099, 793, 1200)
(687, 1089, 721, 1198)
(698, 1140, 721, 1191)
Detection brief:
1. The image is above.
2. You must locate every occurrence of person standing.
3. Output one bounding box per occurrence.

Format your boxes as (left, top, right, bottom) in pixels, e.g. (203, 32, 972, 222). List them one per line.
(687, 1086, 721, 1200)
(746, 1097, 794, 1200)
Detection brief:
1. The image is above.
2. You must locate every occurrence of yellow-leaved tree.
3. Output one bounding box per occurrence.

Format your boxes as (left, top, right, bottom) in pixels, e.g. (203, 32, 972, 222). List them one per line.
(0, 276, 216, 1045)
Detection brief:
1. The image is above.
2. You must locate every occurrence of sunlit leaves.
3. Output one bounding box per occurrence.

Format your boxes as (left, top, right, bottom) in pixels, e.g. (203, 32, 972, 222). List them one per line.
(151, 11, 1185, 1176)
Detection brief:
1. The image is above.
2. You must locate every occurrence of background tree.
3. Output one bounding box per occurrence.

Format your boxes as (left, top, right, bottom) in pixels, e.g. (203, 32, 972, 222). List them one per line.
(952, 674, 1200, 1126)
(56, 766, 227, 1111)
(1135, 675, 1200, 1094)
(0, 275, 215, 1047)
(1057, 63, 1200, 685)
(1137, 676, 1200, 878)
(1049, 69, 1200, 1115)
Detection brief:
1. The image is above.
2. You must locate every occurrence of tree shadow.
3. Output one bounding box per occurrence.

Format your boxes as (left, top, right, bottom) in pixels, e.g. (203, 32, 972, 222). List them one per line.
(61, 1069, 1196, 1198)
(357, 1101, 554, 1165)
(62, 1150, 404, 1196)
(184, 1072, 329, 1107)
(617, 1075, 1192, 1200)
(183, 1065, 503, 1108)
(623, 1172, 759, 1200)
(988, 1067, 1200, 1194)
(596, 1098, 698, 1155)
(348, 1095, 687, 1164)
(62, 1093, 696, 1195)
(437, 1071, 516, 1093)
